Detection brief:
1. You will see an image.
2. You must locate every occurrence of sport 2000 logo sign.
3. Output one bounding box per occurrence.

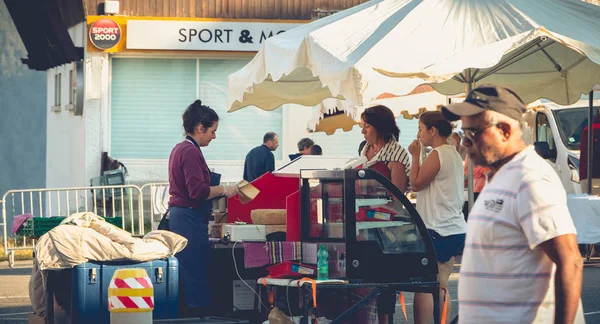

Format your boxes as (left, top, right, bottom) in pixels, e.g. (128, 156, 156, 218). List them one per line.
(89, 18, 121, 50)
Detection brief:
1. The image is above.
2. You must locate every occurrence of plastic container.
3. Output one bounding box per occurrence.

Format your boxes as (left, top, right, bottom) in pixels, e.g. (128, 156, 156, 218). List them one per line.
(45, 257, 179, 323)
(17, 216, 123, 237)
(266, 261, 316, 278)
(90, 169, 126, 199)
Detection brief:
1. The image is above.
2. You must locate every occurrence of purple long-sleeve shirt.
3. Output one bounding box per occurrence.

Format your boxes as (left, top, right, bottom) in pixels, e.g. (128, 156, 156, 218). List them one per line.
(168, 141, 211, 209)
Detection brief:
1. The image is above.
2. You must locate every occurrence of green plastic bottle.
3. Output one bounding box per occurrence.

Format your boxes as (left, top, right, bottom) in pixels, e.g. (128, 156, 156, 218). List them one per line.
(317, 245, 329, 280)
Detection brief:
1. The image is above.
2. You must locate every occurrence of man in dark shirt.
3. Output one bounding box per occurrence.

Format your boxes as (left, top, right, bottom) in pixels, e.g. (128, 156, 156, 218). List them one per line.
(243, 132, 279, 182)
(288, 137, 314, 161)
(311, 145, 323, 155)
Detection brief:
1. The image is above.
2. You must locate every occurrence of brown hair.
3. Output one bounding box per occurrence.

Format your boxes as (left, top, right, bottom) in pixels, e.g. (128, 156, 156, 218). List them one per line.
(419, 111, 453, 137)
(361, 105, 400, 142)
(182, 100, 219, 134)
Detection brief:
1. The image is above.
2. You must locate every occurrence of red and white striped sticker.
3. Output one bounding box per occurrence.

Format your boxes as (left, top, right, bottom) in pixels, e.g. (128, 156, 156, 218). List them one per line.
(108, 269, 155, 312)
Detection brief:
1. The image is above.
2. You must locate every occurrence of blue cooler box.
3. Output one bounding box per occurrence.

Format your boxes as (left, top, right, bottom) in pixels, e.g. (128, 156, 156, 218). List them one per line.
(47, 257, 179, 323)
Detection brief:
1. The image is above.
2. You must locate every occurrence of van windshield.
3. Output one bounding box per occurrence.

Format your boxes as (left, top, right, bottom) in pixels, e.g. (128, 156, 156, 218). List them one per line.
(553, 107, 589, 151)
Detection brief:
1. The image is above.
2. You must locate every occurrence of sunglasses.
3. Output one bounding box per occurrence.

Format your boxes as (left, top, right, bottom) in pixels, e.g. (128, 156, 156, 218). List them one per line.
(462, 123, 500, 142)
(468, 93, 490, 104)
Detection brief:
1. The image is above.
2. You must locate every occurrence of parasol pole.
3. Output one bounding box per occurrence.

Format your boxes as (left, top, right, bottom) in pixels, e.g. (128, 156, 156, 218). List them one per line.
(465, 69, 475, 213)
(588, 90, 594, 195)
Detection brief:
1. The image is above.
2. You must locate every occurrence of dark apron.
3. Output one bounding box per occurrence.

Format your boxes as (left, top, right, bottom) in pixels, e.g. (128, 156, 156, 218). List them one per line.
(369, 161, 391, 179)
(169, 202, 212, 308)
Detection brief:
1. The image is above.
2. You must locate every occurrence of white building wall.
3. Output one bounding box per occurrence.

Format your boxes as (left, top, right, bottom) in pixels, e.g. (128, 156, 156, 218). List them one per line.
(85, 53, 110, 185)
(68, 22, 85, 48)
(46, 22, 111, 190)
(46, 63, 87, 189)
(283, 104, 314, 158)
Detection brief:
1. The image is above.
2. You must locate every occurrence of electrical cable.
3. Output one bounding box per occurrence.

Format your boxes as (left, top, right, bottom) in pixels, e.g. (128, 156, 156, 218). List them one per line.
(216, 211, 227, 224)
(232, 240, 269, 313)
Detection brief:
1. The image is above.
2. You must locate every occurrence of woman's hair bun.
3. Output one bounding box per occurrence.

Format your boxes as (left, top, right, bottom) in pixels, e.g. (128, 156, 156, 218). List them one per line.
(183, 99, 219, 134)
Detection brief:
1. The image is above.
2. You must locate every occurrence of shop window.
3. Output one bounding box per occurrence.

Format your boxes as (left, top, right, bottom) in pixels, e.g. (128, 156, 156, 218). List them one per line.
(198, 59, 283, 161)
(110, 58, 197, 159)
(109, 58, 283, 161)
(54, 73, 61, 106)
(69, 70, 75, 105)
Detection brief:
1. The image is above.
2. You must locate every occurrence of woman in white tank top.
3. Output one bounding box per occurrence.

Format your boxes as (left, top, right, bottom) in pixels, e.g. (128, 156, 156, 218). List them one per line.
(407, 111, 466, 324)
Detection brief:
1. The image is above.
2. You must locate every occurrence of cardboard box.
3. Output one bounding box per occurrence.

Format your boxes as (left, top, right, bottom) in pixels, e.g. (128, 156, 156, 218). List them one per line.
(210, 223, 225, 238)
(236, 180, 260, 204)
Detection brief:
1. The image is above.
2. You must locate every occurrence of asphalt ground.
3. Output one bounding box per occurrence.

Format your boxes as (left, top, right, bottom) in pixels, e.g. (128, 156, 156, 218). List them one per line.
(2, 259, 600, 323)
(0, 260, 32, 323)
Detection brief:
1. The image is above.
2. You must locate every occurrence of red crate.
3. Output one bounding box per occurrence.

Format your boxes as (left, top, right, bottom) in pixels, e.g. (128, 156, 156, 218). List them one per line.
(266, 261, 316, 279)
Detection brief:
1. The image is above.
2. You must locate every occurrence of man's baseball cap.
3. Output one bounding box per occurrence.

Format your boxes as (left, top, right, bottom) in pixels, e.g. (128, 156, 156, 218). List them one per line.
(441, 84, 526, 122)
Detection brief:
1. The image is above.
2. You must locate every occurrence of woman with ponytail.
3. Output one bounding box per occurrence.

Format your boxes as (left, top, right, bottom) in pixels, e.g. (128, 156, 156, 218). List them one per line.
(408, 111, 466, 324)
(168, 100, 239, 316)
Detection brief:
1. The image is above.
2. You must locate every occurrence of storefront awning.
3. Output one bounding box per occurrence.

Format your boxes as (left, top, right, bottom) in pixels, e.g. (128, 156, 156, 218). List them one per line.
(4, 0, 85, 71)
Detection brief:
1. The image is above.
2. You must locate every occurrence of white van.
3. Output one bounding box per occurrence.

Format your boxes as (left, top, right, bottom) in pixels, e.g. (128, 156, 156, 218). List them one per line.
(526, 99, 600, 194)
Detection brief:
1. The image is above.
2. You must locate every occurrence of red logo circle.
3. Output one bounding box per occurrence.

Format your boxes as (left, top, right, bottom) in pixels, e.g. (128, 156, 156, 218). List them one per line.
(89, 19, 121, 50)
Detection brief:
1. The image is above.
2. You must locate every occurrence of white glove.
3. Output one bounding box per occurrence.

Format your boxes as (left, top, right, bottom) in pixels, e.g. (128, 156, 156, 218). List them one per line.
(223, 185, 239, 198)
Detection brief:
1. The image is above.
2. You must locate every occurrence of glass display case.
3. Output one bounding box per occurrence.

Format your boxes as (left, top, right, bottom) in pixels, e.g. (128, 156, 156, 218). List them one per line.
(299, 169, 437, 284)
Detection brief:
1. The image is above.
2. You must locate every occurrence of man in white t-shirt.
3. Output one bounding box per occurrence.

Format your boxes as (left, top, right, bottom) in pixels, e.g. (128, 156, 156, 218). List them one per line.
(442, 85, 584, 324)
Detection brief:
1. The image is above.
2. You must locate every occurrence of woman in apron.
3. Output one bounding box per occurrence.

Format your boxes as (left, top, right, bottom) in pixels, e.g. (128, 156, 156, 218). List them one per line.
(359, 105, 411, 324)
(167, 100, 239, 316)
(360, 105, 411, 193)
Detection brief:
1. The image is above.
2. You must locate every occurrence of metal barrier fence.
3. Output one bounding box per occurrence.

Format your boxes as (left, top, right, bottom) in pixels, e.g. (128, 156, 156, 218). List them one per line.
(139, 182, 169, 231)
(1, 185, 144, 267)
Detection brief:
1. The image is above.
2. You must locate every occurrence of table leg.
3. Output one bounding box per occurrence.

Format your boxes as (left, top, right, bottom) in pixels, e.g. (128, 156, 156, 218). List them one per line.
(332, 288, 381, 324)
(433, 286, 441, 324)
(302, 289, 310, 324)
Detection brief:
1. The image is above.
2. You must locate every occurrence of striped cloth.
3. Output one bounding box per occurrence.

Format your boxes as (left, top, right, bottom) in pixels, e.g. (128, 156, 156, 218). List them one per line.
(266, 241, 301, 264)
(243, 241, 301, 268)
(361, 140, 411, 190)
